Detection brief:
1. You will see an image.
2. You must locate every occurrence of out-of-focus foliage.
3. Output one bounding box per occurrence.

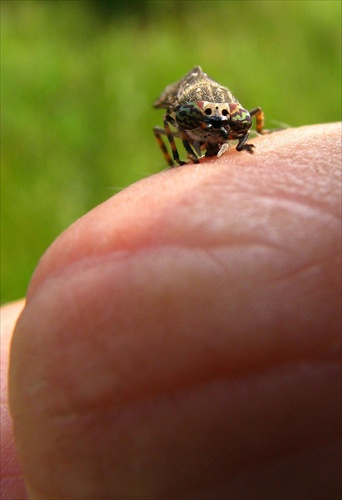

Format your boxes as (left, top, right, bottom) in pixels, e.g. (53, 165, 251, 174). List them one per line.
(1, 0, 341, 302)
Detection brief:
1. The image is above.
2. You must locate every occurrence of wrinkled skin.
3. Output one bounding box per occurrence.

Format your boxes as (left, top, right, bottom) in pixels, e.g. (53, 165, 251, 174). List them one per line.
(2, 123, 341, 499)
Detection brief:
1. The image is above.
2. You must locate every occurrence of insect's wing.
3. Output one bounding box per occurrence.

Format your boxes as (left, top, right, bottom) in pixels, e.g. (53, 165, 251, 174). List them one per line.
(153, 66, 205, 109)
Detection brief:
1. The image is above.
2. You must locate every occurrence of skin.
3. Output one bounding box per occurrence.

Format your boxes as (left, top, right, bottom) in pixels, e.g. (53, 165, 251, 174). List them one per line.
(2, 123, 341, 499)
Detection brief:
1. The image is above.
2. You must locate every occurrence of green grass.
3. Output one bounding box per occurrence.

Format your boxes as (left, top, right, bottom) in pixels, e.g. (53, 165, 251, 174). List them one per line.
(1, 0, 341, 303)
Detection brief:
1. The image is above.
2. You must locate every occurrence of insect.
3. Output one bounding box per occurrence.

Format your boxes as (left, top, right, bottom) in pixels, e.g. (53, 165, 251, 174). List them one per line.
(153, 66, 266, 166)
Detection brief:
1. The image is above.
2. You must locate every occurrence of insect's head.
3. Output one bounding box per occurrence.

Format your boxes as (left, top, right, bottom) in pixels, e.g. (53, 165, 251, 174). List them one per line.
(199, 102, 230, 139)
(175, 101, 230, 139)
(200, 102, 253, 137)
(175, 101, 252, 139)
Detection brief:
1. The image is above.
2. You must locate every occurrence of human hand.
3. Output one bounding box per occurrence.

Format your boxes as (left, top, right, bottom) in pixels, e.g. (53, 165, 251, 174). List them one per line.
(1, 300, 26, 499)
(6, 123, 342, 499)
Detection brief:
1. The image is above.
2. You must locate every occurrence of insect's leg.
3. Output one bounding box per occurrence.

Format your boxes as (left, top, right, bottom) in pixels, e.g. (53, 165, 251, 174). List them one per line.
(192, 140, 202, 157)
(249, 107, 283, 134)
(179, 130, 199, 164)
(249, 107, 266, 134)
(236, 133, 255, 154)
(153, 126, 174, 166)
(164, 115, 186, 166)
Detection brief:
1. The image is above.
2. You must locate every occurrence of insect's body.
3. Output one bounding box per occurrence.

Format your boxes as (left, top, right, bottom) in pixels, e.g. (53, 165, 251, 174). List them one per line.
(153, 66, 265, 166)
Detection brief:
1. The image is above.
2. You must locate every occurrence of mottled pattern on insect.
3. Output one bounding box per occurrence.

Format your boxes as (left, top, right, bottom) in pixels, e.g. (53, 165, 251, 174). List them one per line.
(153, 66, 266, 166)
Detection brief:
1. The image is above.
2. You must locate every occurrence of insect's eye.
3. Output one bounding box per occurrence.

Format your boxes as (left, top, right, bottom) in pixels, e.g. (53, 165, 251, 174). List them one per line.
(230, 104, 252, 132)
(175, 102, 204, 129)
(222, 109, 229, 116)
(205, 108, 212, 115)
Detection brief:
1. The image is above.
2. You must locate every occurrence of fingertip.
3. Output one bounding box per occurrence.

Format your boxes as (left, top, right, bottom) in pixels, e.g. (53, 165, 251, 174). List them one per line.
(8, 123, 341, 498)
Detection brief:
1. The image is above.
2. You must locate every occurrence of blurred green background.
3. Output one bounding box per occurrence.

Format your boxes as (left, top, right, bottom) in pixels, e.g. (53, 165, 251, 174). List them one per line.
(1, 0, 341, 303)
